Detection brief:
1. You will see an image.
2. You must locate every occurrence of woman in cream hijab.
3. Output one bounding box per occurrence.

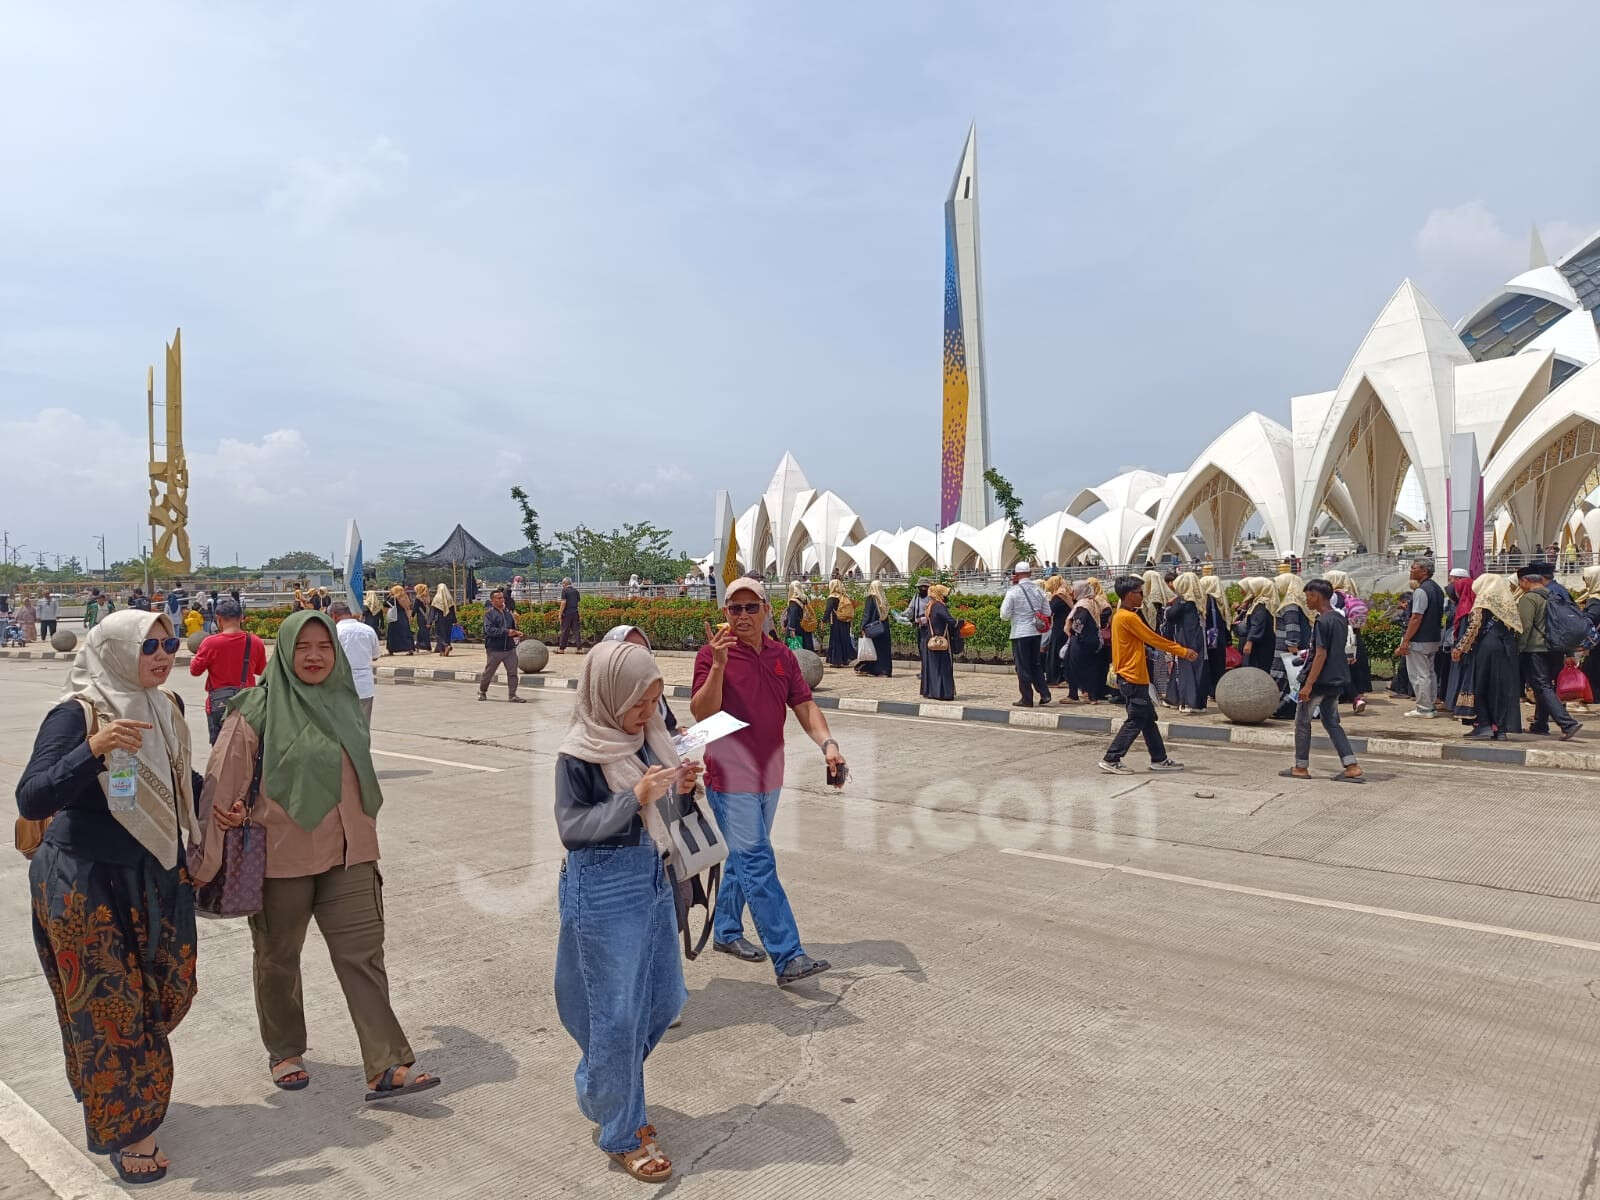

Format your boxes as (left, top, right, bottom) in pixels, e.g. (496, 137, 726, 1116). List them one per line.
(1197, 574, 1231, 696)
(1237, 577, 1277, 671)
(1163, 572, 1209, 712)
(15, 610, 199, 1183)
(823, 578, 853, 668)
(412, 583, 434, 652)
(430, 584, 456, 658)
(782, 580, 815, 652)
(554, 641, 699, 1183)
(1272, 573, 1310, 651)
(856, 579, 894, 678)
(1452, 573, 1524, 739)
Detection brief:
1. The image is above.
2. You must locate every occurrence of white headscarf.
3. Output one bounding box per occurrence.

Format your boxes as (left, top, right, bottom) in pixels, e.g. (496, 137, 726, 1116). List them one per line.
(1172, 572, 1203, 608)
(1471, 573, 1523, 633)
(557, 641, 680, 796)
(1273, 573, 1308, 618)
(432, 584, 454, 613)
(62, 610, 195, 868)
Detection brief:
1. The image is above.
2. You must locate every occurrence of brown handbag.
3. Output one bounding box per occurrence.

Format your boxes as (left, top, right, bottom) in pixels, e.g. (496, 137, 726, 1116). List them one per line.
(193, 735, 267, 919)
(15, 697, 97, 859)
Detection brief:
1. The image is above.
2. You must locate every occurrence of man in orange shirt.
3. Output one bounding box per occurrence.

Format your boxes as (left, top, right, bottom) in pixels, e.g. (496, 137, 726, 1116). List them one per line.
(1098, 575, 1199, 776)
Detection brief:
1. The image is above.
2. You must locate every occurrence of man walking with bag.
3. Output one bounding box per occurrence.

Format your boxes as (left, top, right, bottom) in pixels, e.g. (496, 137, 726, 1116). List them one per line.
(187, 596, 267, 743)
(1517, 565, 1582, 740)
(1000, 562, 1051, 707)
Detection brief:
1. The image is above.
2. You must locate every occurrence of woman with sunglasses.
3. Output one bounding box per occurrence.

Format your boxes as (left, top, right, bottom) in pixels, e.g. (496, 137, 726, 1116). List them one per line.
(15, 611, 201, 1184)
(201, 610, 440, 1103)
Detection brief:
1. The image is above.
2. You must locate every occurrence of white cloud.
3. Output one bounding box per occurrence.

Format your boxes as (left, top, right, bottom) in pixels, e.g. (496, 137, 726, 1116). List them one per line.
(192, 428, 313, 506)
(267, 136, 409, 233)
(633, 464, 695, 497)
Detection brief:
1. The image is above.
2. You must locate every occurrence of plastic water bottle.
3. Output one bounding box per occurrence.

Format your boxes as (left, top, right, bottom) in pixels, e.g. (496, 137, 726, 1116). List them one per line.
(107, 748, 138, 812)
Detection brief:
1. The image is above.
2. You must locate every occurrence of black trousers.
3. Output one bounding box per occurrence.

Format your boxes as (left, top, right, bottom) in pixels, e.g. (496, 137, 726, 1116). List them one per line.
(1105, 679, 1168, 764)
(558, 610, 581, 649)
(1523, 650, 1578, 734)
(40, 619, 57, 637)
(1011, 636, 1050, 704)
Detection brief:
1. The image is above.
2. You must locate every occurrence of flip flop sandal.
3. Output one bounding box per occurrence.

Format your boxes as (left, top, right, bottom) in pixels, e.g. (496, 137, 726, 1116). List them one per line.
(365, 1064, 441, 1103)
(110, 1147, 167, 1185)
(609, 1125, 672, 1183)
(1330, 773, 1367, 784)
(271, 1058, 310, 1091)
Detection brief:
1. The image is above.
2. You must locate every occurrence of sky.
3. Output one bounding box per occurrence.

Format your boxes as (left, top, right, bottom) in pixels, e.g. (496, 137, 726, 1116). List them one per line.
(3, 0, 1598, 571)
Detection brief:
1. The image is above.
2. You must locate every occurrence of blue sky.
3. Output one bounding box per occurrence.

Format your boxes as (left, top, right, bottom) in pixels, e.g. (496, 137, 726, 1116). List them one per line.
(2, 0, 1596, 569)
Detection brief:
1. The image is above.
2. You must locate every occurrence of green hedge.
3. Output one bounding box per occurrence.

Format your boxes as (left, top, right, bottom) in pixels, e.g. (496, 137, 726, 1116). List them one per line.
(245, 587, 1411, 670)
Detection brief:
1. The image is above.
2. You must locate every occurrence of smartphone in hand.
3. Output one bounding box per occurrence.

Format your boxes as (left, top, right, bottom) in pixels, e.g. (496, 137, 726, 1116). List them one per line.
(826, 761, 849, 788)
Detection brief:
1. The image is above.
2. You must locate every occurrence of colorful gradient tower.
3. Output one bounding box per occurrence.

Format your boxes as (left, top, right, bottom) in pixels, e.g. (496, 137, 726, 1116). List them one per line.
(941, 123, 993, 530)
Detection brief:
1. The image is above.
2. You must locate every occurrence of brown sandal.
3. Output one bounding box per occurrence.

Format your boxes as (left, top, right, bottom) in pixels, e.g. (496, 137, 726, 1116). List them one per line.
(609, 1124, 672, 1183)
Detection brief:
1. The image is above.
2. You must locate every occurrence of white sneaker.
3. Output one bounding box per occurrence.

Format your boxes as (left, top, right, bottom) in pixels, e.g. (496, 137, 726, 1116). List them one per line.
(1149, 759, 1185, 772)
(1401, 708, 1437, 718)
(1097, 760, 1134, 776)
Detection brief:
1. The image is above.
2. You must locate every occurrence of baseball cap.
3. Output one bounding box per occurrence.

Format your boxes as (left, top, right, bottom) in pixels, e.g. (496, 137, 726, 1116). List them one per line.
(724, 577, 767, 604)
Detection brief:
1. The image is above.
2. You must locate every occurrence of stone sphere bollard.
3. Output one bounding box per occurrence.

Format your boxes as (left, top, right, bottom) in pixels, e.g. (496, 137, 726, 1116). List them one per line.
(186, 630, 207, 653)
(792, 647, 824, 690)
(51, 630, 78, 653)
(516, 638, 550, 674)
(1215, 666, 1281, 725)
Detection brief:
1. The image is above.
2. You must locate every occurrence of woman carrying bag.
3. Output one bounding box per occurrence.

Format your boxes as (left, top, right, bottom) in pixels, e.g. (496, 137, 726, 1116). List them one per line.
(15, 610, 200, 1184)
(823, 580, 854, 667)
(201, 610, 440, 1102)
(854, 581, 894, 677)
(431, 584, 457, 658)
(782, 582, 816, 653)
(554, 640, 699, 1184)
(921, 585, 957, 701)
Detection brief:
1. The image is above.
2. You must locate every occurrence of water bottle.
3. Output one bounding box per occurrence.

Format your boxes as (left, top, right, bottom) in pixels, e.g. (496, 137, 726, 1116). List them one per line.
(107, 748, 138, 812)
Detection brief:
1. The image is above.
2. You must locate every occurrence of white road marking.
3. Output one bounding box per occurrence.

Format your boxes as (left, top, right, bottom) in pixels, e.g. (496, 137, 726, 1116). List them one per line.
(370, 748, 503, 773)
(1001, 847, 1600, 954)
(0, 1079, 123, 1199)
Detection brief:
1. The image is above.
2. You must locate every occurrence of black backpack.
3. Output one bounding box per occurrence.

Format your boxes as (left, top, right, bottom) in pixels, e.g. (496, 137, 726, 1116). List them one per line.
(1544, 589, 1599, 654)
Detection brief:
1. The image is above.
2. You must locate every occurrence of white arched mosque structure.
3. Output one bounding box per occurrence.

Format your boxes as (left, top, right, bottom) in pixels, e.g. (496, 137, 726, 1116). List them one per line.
(706, 227, 1600, 578)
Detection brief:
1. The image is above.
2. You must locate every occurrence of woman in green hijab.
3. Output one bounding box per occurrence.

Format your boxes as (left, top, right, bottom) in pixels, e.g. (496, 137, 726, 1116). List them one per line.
(198, 610, 441, 1101)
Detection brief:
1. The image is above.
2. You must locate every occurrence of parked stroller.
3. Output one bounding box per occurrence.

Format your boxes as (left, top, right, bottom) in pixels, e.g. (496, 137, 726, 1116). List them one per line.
(0, 617, 24, 647)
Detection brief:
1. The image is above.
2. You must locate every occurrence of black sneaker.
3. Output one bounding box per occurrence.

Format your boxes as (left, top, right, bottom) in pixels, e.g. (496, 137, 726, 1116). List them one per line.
(776, 954, 830, 987)
(509, 696, 527, 704)
(1149, 759, 1185, 772)
(712, 938, 767, 963)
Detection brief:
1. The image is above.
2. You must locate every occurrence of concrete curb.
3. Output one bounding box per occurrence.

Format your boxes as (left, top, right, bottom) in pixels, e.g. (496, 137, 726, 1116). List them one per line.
(362, 661, 1600, 773)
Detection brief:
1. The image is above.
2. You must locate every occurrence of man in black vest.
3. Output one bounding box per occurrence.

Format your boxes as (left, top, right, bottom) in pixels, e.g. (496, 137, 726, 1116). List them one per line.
(1397, 558, 1445, 719)
(556, 578, 582, 653)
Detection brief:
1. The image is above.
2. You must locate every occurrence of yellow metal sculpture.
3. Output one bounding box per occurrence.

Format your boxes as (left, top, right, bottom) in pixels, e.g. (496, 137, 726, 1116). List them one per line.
(147, 328, 191, 574)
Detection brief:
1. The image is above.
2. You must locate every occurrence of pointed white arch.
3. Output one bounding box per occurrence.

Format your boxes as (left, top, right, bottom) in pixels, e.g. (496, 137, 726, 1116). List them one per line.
(1291, 280, 1470, 556)
(1483, 361, 1600, 551)
(1146, 412, 1296, 560)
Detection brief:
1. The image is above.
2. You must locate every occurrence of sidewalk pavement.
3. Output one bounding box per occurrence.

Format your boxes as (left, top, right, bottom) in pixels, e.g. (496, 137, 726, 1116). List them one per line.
(3, 643, 1594, 772)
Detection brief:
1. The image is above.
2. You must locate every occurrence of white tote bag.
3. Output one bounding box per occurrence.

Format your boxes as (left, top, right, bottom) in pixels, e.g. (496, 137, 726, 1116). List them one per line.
(855, 635, 877, 664)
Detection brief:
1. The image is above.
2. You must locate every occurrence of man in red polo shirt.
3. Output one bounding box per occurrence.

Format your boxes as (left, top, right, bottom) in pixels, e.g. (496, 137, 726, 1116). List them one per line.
(692, 577, 847, 986)
(187, 596, 267, 744)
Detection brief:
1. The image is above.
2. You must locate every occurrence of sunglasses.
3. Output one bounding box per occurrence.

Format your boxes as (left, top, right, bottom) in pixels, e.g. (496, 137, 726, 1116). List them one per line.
(141, 637, 182, 656)
(725, 602, 763, 615)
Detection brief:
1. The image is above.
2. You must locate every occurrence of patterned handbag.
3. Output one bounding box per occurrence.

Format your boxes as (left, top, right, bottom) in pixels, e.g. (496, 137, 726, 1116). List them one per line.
(194, 739, 266, 919)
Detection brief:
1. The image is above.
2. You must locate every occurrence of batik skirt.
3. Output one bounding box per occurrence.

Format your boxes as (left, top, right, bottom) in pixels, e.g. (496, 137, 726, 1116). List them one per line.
(29, 842, 196, 1153)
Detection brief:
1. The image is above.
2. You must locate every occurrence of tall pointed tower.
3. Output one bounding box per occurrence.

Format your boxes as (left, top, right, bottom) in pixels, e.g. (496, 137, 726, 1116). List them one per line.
(941, 123, 994, 529)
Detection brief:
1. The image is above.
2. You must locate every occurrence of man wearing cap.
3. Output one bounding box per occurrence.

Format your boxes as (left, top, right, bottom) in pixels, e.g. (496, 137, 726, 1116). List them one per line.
(188, 596, 268, 744)
(1000, 562, 1052, 707)
(1516, 565, 1582, 739)
(692, 577, 845, 986)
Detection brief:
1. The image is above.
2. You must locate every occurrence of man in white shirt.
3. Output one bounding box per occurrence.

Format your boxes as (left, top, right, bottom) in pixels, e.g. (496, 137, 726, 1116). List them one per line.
(1000, 562, 1052, 708)
(332, 601, 381, 726)
(36, 594, 59, 639)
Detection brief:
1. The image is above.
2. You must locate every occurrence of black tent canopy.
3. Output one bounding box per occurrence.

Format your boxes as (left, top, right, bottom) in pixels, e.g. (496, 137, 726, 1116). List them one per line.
(402, 524, 525, 591)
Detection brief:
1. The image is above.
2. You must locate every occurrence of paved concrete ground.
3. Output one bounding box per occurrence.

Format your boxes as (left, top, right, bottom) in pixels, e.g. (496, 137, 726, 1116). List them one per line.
(3, 655, 1600, 1197)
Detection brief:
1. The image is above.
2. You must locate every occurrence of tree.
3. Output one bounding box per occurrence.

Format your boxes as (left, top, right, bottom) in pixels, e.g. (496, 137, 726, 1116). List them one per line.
(553, 521, 691, 584)
(370, 540, 425, 587)
(984, 467, 1039, 564)
(510, 486, 545, 595)
(261, 551, 331, 571)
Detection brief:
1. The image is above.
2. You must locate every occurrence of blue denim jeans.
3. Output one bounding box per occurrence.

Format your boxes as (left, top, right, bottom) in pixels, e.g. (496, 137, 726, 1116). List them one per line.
(554, 844, 685, 1154)
(707, 789, 804, 975)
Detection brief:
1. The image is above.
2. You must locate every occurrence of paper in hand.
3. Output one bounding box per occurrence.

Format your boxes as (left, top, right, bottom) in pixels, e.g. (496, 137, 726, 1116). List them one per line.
(673, 711, 750, 759)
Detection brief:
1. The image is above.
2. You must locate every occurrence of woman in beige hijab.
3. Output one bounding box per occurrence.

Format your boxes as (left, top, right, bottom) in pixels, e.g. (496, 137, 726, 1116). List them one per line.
(554, 641, 700, 1183)
(412, 582, 434, 652)
(1237, 577, 1277, 671)
(1163, 573, 1209, 712)
(15, 610, 199, 1183)
(855, 580, 894, 677)
(1273, 573, 1310, 651)
(823, 578, 853, 667)
(1451, 574, 1524, 739)
(430, 584, 456, 657)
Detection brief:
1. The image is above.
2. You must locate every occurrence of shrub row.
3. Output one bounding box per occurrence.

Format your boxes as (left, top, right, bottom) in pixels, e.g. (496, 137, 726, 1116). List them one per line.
(243, 588, 1408, 670)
